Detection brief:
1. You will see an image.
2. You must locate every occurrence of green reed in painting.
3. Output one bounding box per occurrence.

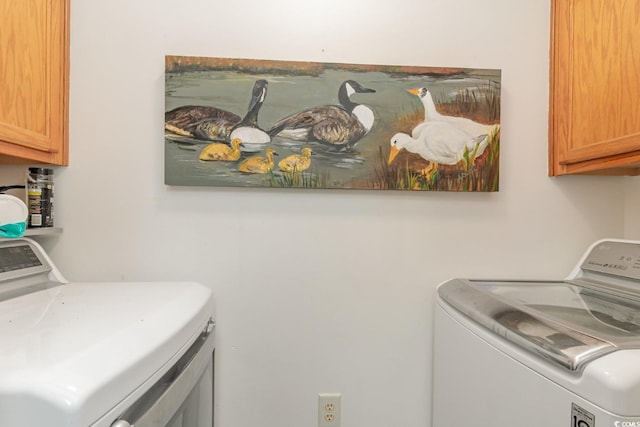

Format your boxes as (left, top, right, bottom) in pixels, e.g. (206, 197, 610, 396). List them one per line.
(269, 168, 330, 189)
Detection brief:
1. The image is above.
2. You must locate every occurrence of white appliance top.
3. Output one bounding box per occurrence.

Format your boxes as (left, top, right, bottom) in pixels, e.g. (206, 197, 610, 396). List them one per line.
(0, 239, 214, 427)
(438, 239, 640, 371)
(437, 239, 640, 416)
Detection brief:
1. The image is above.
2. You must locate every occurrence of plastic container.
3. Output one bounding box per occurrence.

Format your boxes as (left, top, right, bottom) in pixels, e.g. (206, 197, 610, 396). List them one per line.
(0, 194, 28, 237)
(27, 168, 54, 228)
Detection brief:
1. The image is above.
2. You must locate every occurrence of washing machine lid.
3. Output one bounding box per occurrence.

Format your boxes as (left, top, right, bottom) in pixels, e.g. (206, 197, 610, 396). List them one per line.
(439, 239, 640, 371)
(0, 280, 214, 427)
(439, 278, 640, 370)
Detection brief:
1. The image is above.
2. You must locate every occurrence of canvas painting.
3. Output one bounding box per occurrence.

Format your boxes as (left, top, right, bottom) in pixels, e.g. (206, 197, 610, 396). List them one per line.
(165, 56, 501, 191)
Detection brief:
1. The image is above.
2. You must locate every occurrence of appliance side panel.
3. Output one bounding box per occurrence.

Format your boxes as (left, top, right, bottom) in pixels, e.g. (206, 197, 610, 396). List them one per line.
(432, 301, 612, 427)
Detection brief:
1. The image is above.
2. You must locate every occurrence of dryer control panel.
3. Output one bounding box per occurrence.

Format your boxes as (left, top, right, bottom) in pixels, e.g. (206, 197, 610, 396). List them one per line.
(0, 239, 62, 301)
(0, 240, 50, 281)
(581, 240, 640, 281)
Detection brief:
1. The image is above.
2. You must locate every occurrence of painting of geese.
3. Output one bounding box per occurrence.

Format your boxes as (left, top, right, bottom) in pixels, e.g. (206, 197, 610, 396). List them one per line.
(165, 79, 270, 150)
(165, 55, 501, 191)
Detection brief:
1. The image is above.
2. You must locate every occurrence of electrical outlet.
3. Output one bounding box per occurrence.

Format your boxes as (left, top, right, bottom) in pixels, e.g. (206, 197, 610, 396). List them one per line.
(318, 393, 341, 427)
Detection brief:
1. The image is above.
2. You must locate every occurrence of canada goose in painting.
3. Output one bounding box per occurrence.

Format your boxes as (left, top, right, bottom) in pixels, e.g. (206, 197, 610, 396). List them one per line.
(278, 147, 313, 173)
(199, 138, 244, 161)
(165, 105, 240, 141)
(388, 121, 488, 166)
(229, 79, 271, 150)
(165, 80, 270, 146)
(407, 87, 496, 138)
(238, 148, 279, 174)
(267, 80, 376, 151)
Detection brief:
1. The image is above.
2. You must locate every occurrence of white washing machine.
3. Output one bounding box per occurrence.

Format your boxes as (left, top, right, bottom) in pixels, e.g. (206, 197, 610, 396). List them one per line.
(433, 239, 640, 427)
(0, 238, 215, 427)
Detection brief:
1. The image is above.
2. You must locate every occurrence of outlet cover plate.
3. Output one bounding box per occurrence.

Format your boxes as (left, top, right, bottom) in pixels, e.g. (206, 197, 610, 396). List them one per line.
(318, 393, 341, 427)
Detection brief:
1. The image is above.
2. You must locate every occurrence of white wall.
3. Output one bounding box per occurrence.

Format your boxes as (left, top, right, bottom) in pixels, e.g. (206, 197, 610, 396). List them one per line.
(13, 1, 631, 426)
(625, 178, 640, 239)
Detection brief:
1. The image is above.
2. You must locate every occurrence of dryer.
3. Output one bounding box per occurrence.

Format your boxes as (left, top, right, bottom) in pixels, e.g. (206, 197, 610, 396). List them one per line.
(433, 239, 640, 427)
(0, 238, 215, 427)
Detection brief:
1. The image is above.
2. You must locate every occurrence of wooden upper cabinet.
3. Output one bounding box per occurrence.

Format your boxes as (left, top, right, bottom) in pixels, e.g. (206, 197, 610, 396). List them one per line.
(549, 0, 640, 176)
(0, 0, 69, 165)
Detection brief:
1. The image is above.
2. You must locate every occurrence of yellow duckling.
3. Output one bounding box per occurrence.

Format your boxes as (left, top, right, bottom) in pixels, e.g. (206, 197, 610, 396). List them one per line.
(199, 138, 243, 161)
(278, 147, 313, 173)
(238, 148, 278, 173)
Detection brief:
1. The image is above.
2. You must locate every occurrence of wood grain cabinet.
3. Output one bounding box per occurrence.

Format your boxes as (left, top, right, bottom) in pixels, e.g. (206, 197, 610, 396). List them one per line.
(0, 0, 69, 165)
(549, 0, 640, 176)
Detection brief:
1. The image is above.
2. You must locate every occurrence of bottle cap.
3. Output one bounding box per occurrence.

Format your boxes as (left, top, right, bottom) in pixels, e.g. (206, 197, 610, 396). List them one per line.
(28, 168, 53, 175)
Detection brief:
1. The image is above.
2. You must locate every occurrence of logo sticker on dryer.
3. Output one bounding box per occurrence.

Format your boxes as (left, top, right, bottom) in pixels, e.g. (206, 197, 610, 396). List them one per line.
(572, 403, 595, 427)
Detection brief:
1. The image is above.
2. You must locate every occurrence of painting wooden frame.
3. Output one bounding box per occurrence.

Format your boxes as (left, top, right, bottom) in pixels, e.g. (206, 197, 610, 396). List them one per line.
(165, 56, 501, 191)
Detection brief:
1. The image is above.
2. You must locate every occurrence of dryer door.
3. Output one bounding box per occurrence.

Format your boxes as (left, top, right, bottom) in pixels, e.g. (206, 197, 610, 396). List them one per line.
(110, 320, 215, 427)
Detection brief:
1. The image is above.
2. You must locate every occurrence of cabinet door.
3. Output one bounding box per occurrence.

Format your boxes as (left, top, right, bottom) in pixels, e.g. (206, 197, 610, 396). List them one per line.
(549, 0, 640, 175)
(0, 0, 69, 165)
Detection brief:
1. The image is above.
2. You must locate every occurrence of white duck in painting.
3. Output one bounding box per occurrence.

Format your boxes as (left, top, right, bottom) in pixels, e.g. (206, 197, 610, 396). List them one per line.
(388, 121, 489, 166)
(407, 87, 496, 138)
